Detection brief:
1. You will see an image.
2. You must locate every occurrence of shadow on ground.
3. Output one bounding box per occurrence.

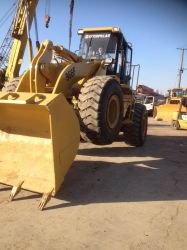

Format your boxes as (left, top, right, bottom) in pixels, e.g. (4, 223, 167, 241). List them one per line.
(1, 121, 186, 211)
(44, 130, 187, 210)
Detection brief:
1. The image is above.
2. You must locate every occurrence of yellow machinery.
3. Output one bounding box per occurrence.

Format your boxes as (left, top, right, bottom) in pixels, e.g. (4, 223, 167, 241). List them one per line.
(0, 23, 148, 209)
(172, 97, 187, 130)
(0, 0, 39, 91)
(153, 88, 187, 121)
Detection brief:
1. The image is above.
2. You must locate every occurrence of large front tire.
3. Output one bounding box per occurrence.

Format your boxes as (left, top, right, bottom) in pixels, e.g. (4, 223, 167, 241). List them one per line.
(78, 76, 124, 144)
(123, 103, 148, 146)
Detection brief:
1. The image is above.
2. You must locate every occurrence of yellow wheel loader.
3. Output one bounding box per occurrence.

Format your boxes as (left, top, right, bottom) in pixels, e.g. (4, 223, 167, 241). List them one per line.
(172, 97, 187, 130)
(0, 27, 148, 209)
(153, 88, 187, 121)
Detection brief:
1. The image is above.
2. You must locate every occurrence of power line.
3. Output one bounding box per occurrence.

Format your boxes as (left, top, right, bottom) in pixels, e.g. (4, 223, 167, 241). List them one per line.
(0, 1, 17, 28)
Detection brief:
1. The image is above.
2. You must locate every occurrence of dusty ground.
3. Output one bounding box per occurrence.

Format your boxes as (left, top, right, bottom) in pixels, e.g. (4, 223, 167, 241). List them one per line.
(0, 118, 187, 250)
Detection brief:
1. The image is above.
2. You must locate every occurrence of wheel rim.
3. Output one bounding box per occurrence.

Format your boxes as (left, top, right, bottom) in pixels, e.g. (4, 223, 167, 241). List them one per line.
(106, 95, 120, 129)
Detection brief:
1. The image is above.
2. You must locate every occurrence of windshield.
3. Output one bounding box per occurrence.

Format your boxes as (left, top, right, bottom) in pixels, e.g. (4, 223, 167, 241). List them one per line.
(172, 89, 183, 97)
(169, 89, 187, 97)
(79, 32, 117, 60)
(144, 96, 154, 104)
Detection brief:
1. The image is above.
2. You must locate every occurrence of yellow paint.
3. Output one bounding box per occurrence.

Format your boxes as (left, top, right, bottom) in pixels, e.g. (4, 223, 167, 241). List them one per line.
(0, 92, 80, 195)
(154, 103, 186, 121)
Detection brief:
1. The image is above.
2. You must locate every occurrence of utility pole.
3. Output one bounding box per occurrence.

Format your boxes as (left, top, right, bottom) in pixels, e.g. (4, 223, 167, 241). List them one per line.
(177, 48, 187, 88)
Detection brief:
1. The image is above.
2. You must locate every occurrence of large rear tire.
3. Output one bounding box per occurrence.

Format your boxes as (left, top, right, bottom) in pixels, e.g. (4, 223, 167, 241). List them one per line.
(78, 76, 124, 144)
(123, 103, 148, 146)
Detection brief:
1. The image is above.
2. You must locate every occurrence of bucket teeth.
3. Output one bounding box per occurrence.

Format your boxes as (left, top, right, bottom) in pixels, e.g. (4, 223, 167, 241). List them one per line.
(38, 190, 53, 211)
(9, 181, 24, 201)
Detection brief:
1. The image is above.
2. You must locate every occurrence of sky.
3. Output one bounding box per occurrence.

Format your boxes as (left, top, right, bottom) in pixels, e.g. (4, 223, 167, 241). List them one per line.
(0, 0, 187, 94)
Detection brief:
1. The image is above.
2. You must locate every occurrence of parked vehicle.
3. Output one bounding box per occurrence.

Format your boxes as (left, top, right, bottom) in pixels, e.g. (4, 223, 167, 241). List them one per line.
(144, 95, 165, 116)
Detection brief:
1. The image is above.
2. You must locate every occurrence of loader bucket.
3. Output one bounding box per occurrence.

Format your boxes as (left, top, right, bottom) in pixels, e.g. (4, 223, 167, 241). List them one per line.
(153, 103, 186, 121)
(0, 92, 80, 208)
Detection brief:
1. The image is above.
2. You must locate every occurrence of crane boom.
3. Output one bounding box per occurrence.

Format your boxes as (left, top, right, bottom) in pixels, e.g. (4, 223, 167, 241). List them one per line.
(5, 0, 38, 79)
(0, 22, 14, 69)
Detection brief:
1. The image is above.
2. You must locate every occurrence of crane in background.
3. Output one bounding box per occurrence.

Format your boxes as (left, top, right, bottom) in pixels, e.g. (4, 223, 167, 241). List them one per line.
(0, 0, 75, 91)
(0, 0, 39, 90)
(0, 1, 17, 88)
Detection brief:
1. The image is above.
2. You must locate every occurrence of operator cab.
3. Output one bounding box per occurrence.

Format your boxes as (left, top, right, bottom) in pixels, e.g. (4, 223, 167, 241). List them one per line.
(78, 27, 132, 84)
(168, 88, 187, 98)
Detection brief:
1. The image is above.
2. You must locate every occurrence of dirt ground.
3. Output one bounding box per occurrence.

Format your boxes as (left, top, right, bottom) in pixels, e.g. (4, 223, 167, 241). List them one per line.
(0, 118, 187, 250)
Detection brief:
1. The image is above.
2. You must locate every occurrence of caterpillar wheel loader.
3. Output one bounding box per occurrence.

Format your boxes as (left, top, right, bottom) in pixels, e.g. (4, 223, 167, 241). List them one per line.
(172, 97, 187, 130)
(153, 88, 187, 121)
(0, 27, 147, 210)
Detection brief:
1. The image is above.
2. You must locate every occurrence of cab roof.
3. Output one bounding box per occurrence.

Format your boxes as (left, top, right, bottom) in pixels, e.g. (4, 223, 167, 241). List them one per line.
(78, 27, 122, 34)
